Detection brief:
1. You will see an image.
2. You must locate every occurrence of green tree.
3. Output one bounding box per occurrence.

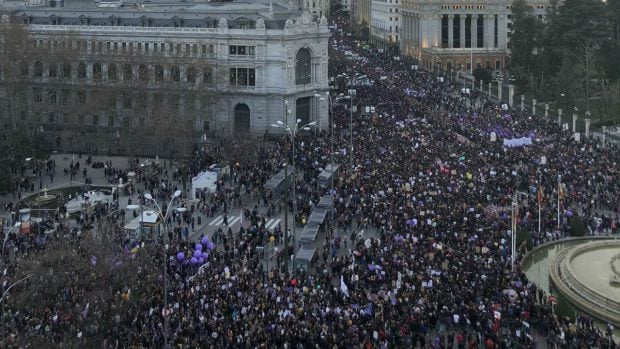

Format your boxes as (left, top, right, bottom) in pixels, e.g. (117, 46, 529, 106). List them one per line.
(516, 228, 534, 250)
(473, 67, 493, 84)
(597, 40, 620, 83)
(568, 215, 586, 236)
(509, 0, 545, 94)
(0, 132, 51, 194)
(548, 0, 611, 110)
(610, 0, 620, 41)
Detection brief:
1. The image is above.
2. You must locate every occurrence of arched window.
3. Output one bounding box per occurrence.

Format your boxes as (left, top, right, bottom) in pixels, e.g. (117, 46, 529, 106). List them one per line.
(139, 64, 149, 81)
(34, 61, 43, 77)
(77, 62, 86, 79)
(20, 62, 29, 77)
(123, 64, 132, 80)
(187, 66, 196, 83)
(154, 65, 164, 81)
(233, 103, 250, 134)
(93, 63, 102, 80)
(171, 66, 180, 82)
(203, 67, 213, 84)
(295, 48, 311, 85)
(48, 63, 57, 78)
(108, 63, 117, 80)
(62, 62, 71, 79)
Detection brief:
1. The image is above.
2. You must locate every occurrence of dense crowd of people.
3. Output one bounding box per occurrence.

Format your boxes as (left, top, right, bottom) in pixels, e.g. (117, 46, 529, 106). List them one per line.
(1, 19, 619, 349)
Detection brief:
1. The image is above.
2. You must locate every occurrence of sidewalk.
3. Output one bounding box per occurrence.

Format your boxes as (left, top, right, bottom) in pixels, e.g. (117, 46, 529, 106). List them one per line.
(0, 153, 136, 219)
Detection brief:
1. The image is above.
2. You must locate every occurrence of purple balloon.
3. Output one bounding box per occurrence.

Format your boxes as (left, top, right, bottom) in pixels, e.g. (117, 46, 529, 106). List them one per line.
(190, 257, 198, 265)
(201, 252, 209, 259)
(197, 257, 204, 264)
(207, 241, 215, 250)
(193, 250, 202, 258)
(201, 236, 209, 245)
(195, 243, 203, 251)
(176, 252, 185, 262)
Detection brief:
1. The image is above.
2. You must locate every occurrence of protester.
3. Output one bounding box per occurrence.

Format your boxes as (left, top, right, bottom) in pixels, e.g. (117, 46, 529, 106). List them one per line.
(1, 20, 618, 349)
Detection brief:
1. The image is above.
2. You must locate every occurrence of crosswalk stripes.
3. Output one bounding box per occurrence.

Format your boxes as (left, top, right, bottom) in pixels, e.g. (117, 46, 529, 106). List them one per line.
(265, 218, 281, 230)
(208, 215, 241, 227)
(228, 216, 241, 226)
(208, 215, 223, 226)
(209, 215, 282, 229)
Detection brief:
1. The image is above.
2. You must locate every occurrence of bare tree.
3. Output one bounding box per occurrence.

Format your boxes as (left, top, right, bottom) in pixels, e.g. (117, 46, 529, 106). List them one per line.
(8, 229, 162, 347)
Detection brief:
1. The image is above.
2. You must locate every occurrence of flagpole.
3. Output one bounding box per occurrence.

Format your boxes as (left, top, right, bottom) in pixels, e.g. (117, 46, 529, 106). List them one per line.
(538, 183, 542, 235)
(511, 193, 517, 273)
(557, 175, 561, 229)
(538, 200, 541, 235)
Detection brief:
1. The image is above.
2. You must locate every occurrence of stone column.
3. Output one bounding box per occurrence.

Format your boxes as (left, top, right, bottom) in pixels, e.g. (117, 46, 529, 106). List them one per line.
(102, 63, 108, 81)
(497, 80, 502, 100)
(448, 15, 454, 48)
(488, 82, 492, 96)
(602, 126, 607, 144)
(181, 65, 187, 83)
(460, 14, 466, 48)
(497, 14, 507, 49)
(415, 14, 419, 47)
(401, 14, 407, 54)
(485, 14, 494, 48)
(508, 84, 514, 106)
(532, 99, 537, 116)
(558, 108, 563, 126)
(520, 95, 524, 112)
(471, 15, 478, 48)
(149, 64, 155, 83)
(585, 118, 591, 138)
(417, 15, 424, 47)
(434, 14, 442, 47)
(483, 15, 489, 48)
(544, 103, 549, 118)
(572, 113, 577, 133)
(86, 63, 93, 80)
(480, 80, 483, 91)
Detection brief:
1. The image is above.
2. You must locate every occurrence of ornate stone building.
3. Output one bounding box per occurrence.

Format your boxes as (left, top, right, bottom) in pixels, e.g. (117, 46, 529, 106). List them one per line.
(352, 0, 371, 30)
(0, 0, 329, 154)
(399, 0, 549, 74)
(370, 0, 400, 53)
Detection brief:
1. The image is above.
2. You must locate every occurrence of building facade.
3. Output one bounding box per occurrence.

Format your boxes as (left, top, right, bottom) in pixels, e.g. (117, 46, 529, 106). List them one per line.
(352, 0, 371, 32)
(400, 0, 508, 74)
(0, 0, 329, 155)
(302, 0, 330, 19)
(370, 0, 400, 53)
(398, 0, 549, 74)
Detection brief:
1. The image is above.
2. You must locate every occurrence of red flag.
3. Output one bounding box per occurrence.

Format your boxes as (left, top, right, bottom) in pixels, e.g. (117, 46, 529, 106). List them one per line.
(537, 185, 544, 207)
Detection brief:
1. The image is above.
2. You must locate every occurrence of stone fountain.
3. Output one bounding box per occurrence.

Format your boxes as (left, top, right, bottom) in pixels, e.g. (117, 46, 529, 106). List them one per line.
(33, 188, 57, 206)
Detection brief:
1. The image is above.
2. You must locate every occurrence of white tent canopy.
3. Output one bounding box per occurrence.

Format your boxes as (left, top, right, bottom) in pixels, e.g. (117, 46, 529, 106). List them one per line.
(191, 171, 218, 199)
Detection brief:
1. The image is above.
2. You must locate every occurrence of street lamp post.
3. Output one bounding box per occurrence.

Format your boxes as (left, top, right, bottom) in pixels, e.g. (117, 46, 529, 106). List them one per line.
(511, 193, 517, 273)
(2, 275, 30, 345)
(585, 111, 591, 138)
(338, 73, 357, 171)
(561, 93, 566, 118)
(348, 89, 355, 171)
(323, 92, 336, 195)
(141, 189, 194, 349)
(2, 223, 21, 259)
(271, 106, 316, 275)
(314, 92, 322, 132)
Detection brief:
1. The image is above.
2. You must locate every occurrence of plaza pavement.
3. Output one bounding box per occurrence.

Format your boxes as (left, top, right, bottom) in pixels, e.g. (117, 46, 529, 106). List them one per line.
(0, 152, 373, 270)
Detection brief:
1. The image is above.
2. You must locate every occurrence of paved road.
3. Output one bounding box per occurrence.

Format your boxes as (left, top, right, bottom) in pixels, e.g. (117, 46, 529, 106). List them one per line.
(1, 152, 378, 275)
